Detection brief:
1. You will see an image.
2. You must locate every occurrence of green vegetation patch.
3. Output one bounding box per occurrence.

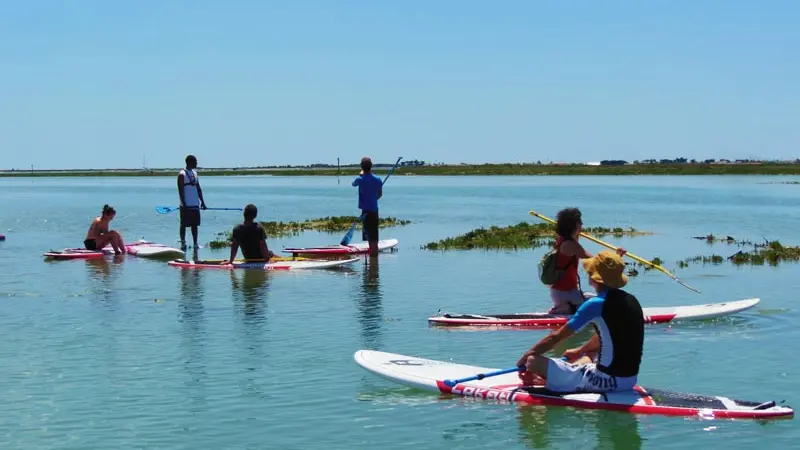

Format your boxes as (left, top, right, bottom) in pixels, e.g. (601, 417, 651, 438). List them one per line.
(422, 222, 649, 251)
(208, 215, 410, 248)
(671, 240, 800, 270)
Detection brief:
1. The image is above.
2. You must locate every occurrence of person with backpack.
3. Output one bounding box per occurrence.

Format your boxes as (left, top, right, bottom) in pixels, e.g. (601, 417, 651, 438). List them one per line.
(539, 207, 626, 314)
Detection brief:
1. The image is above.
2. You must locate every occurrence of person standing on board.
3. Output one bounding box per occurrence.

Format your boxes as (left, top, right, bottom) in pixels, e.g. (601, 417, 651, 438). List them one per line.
(224, 204, 274, 264)
(84, 204, 126, 254)
(177, 155, 207, 249)
(517, 250, 644, 393)
(351, 157, 382, 256)
(547, 207, 626, 314)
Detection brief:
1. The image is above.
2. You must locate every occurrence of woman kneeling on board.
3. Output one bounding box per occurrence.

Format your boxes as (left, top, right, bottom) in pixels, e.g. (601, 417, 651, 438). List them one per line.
(84, 204, 126, 254)
(224, 204, 274, 264)
(518, 250, 644, 393)
(546, 207, 626, 314)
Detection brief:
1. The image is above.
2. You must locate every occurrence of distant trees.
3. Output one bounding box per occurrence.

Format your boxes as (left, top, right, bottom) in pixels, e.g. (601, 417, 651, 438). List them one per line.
(600, 160, 627, 166)
(400, 159, 426, 167)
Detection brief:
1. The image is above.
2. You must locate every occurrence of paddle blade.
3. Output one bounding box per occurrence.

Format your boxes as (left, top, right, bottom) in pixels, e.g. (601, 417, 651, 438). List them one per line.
(340, 224, 357, 246)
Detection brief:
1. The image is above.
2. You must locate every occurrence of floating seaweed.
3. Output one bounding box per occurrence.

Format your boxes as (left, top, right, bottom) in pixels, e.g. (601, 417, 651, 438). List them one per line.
(690, 234, 754, 246)
(208, 216, 411, 248)
(675, 240, 800, 269)
(422, 222, 649, 251)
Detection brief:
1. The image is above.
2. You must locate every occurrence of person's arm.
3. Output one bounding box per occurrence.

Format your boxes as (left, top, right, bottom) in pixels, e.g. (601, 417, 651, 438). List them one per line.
(561, 239, 592, 259)
(259, 227, 273, 259)
(377, 183, 383, 200)
(226, 227, 239, 263)
(352, 175, 362, 187)
(197, 178, 206, 209)
(562, 334, 600, 362)
(517, 298, 603, 365)
(227, 242, 238, 264)
(177, 173, 186, 207)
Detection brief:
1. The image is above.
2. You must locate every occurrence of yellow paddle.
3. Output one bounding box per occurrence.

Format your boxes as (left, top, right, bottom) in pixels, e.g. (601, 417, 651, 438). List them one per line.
(529, 210, 701, 294)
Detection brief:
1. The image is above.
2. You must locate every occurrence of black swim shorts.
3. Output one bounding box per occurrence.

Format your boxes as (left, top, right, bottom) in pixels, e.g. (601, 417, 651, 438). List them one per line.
(180, 206, 201, 228)
(84, 239, 97, 250)
(361, 211, 379, 242)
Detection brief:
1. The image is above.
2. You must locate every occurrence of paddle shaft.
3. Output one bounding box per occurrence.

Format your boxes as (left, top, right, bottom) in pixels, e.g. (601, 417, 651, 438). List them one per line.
(528, 210, 700, 294)
(442, 356, 571, 387)
(443, 366, 524, 387)
(156, 206, 243, 214)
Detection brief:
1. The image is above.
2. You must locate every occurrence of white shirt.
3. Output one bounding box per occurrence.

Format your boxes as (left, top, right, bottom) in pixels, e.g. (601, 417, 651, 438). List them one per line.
(179, 168, 200, 207)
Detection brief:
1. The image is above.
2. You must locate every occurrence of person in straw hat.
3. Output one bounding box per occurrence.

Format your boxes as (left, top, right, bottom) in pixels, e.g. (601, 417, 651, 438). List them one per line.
(517, 250, 644, 393)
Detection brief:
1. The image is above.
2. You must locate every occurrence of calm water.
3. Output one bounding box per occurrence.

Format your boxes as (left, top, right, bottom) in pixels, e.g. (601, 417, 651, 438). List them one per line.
(0, 174, 798, 449)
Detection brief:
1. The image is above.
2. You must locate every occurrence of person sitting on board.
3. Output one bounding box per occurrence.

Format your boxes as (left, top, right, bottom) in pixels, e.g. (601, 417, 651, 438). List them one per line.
(84, 204, 126, 254)
(517, 250, 644, 393)
(548, 207, 626, 314)
(224, 204, 275, 264)
(351, 156, 383, 256)
(177, 154, 207, 250)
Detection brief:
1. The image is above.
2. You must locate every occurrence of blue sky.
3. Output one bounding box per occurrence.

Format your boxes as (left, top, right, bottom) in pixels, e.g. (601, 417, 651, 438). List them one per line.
(1, 1, 798, 169)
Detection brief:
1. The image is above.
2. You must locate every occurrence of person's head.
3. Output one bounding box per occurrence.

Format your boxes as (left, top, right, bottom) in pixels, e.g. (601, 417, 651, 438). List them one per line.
(101, 204, 116, 220)
(360, 157, 373, 173)
(555, 207, 582, 239)
(582, 250, 628, 292)
(185, 155, 198, 169)
(243, 204, 258, 221)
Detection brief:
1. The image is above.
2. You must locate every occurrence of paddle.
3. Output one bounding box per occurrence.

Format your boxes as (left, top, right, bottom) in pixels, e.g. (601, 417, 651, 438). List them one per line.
(340, 156, 403, 246)
(443, 356, 571, 387)
(156, 206, 243, 214)
(528, 210, 701, 294)
(443, 366, 525, 387)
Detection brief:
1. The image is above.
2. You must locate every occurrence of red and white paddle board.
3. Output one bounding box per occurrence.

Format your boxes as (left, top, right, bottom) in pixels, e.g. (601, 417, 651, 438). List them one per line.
(354, 350, 793, 420)
(167, 256, 359, 270)
(282, 238, 398, 256)
(43, 240, 185, 260)
(428, 298, 760, 328)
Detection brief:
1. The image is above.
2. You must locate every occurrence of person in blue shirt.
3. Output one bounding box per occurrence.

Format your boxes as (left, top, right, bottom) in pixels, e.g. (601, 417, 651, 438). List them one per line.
(351, 157, 383, 256)
(516, 250, 644, 393)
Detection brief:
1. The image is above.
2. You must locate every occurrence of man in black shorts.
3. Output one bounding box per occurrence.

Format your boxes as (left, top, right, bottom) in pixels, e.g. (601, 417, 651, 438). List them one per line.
(351, 157, 383, 256)
(177, 155, 207, 249)
(224, 204, 275, 264)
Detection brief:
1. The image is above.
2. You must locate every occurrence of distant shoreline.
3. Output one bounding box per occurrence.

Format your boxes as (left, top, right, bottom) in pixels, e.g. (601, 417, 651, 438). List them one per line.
(2, 163, 800, 177)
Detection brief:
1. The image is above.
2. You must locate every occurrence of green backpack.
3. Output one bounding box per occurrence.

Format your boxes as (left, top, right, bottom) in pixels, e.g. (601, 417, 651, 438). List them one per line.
(538, 241, 575, 285)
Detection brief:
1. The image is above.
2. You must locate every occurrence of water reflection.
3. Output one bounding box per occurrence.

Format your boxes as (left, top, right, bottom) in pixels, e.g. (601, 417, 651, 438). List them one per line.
(356, 256, 383, 349)
(177, 266, 208, 410)
(230, 269, 270, 325)
(229, 268, 271, 400)
(85, 255, 125, 280)
(517, 405, 642, 450)
(85, 255, 125, 305)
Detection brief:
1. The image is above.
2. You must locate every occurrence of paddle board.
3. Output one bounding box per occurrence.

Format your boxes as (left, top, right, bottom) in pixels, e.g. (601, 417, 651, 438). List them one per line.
(282, 238, 398, 256)
(43, 240, 185, 260)
(167, 256, 359, 270)
(354, 350, 793, 420)
(428, 298, 760, 327)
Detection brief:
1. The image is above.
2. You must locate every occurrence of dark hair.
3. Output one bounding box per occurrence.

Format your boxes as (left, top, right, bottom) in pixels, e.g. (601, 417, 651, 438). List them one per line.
(185, 155, 197, 164)
(555, 207, 582, 238)
(360, 157, 373, 172)
(244, 204, 258, 220)
(102, 204, 116, 216)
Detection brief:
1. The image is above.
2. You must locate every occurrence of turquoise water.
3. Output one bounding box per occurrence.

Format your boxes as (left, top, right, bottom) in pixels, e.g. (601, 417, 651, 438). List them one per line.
(0, 175, 798, 449)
